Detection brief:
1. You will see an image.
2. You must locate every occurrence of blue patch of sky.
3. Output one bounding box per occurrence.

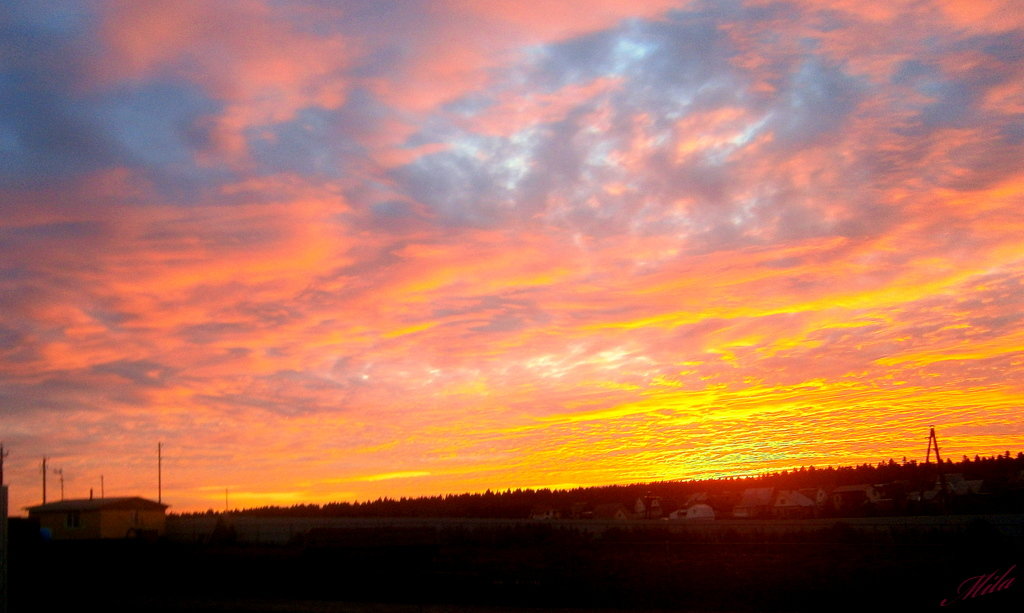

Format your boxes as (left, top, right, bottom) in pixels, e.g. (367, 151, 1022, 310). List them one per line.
(0, 71, 119, 184)
(248, 106, 364, 178)
(2, 1, 98, 39)
(93, 80, 222, 169)
(764, 57, 863, 149)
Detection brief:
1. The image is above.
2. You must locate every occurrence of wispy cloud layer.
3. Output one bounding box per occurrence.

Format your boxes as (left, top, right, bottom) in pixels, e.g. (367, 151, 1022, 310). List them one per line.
(2, 1, 1022, 512)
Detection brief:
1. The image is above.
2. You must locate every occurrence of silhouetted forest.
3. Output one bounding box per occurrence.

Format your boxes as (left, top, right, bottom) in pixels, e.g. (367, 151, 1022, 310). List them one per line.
(176, 451, 1024, 519)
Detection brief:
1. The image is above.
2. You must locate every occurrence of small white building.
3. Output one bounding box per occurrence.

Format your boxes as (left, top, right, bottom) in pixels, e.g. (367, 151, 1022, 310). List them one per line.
(668, 503, 715, 521)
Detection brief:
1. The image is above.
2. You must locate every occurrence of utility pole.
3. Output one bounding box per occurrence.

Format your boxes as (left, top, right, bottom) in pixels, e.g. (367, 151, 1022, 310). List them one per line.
(100, 474, 104, 498)
(1, 445, 7, 613)
(41, 457, 47, 504)
(158, 442, 162, 504)
(54, 468, 64, 501)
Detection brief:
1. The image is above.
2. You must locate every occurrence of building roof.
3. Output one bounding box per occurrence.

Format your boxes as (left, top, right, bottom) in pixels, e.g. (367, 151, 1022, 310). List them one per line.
(593, 503, 631, 519)
(685, 503, 716, 519)
(774, 489, 816, 508)
(831, 484, 875, 494)
(736, 487, 774, 508)
(25, 496, 168, 513)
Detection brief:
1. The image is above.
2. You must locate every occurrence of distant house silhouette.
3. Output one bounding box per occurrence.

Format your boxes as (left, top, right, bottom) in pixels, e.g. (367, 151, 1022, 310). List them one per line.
(910, 473, 985, 510)
(634, 495, 662, 519)
(668, 503, 715, 521)
(530, 504, 560, 520)
(830, 484, 887, 515)
(733, 487, 774, 518)
(593, 503, 631, 521)
(772, 489, 816, 519)
(26, 497, 168, 540)
(798, 487, 829, 511)
(939, 473, 984, 497)
(682, 492, 709, 507)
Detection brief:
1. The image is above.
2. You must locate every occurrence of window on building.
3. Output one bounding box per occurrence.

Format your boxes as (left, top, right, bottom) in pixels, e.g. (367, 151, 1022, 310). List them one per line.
(66, 511, 81, 528)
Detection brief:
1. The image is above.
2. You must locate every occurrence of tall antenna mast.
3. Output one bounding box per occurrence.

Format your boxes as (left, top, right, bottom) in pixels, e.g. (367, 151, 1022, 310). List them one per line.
(0, 443, 7, 486)
(924, 425, 950, 507)
(41, 457, 47, 504)
(925, 426, 943, 464)
(158, 442, 162, 504)
(100, 474, 105, 498)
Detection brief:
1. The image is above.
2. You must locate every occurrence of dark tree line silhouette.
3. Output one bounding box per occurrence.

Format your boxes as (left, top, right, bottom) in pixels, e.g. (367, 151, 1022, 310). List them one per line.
(175, 451, 1024, 519)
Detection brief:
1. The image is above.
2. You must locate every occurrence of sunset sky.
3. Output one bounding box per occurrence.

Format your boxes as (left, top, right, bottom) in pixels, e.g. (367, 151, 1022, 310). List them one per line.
(2, 1, 1023, 514)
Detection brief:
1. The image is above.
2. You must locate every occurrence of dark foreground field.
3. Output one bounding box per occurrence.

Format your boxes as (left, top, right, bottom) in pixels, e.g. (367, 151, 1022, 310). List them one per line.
(8, 516, 1023, 612)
